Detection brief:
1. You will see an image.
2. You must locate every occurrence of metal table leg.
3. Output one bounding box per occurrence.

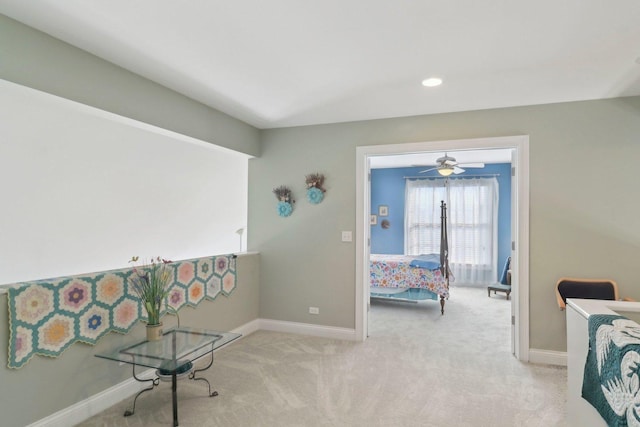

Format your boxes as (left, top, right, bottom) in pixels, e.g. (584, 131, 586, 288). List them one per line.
(124, 344, 218, 425)
(124, 362, 159, 417)
(189, 344, 218, 397)
(172, 371, 178, 426)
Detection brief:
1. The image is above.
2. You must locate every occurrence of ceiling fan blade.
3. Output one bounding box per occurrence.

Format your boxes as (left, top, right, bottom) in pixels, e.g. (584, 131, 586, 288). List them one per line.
(419, 167, 438, 173)
(453, 166, 465, 174)
(457, 162, 485, 168)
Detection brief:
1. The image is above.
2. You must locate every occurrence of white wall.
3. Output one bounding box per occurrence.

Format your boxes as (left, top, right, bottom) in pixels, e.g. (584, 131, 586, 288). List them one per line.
(0, 79, 249, 285)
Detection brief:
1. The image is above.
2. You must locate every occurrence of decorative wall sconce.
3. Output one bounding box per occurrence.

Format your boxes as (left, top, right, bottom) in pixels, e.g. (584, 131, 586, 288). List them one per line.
(305, 173, 326, 204)
(273, 185, 295, 217)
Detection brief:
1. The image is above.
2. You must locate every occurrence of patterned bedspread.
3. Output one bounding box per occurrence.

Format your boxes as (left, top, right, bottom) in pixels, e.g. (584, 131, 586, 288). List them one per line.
(369, 254, 450, 298)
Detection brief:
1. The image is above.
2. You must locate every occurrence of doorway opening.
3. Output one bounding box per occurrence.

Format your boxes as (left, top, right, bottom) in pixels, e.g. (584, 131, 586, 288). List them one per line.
(355, 136, 530, 361)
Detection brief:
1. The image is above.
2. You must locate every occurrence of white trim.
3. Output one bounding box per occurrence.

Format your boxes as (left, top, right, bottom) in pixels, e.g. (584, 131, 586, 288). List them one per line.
(529, 349, 567, 366)
(232, 318, 262, 337)
(355, 136, 530, 361)
(26, 368, 156, 427)
(258, 318, 357, 341)
(514, 138, 530, 361)
(355, 147, 369, 341)
(235, 251, 259, 257)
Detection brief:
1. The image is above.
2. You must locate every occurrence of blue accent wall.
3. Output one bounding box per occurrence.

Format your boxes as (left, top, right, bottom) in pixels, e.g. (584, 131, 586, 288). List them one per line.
(371, 163, 511, 275)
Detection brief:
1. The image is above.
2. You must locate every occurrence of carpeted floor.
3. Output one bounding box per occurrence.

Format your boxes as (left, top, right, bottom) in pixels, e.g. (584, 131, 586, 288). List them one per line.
(77, 286, 567, 426)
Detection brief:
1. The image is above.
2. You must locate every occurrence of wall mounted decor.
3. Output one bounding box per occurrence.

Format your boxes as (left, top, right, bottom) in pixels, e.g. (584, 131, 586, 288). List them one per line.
(370, 214, 377, 226)
(381, 219, 391, 229)
(378, 205, 388, 216)
(6, 254, 237, 368)
(273, 185, 294, 217)
(305, 173, 326, 204)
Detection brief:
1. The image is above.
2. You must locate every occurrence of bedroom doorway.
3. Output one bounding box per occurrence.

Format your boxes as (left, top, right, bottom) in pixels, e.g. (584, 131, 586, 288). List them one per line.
(355, 136, 530, 361)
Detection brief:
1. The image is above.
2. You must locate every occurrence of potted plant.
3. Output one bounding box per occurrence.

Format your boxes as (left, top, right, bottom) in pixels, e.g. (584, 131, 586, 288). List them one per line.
(128, 256, 173, 341)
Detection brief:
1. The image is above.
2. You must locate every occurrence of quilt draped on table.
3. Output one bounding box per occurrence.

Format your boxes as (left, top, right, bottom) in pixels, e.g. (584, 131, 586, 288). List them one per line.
(582, 314, 640, 426)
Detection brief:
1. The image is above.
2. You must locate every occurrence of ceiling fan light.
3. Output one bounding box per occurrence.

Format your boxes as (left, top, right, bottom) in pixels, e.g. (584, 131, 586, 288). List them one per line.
(438, 167, 454, 176)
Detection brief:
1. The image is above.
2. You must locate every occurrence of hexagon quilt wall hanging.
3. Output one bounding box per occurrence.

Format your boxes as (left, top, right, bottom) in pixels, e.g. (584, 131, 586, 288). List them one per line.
(6, 254, 237, 368)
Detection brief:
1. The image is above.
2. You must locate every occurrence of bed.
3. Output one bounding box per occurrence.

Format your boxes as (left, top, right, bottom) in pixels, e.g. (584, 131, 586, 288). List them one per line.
(369, 201, 451, 314)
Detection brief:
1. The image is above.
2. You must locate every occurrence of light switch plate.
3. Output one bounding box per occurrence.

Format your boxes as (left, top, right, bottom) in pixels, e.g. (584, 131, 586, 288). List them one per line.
(341, 231, 352, 242)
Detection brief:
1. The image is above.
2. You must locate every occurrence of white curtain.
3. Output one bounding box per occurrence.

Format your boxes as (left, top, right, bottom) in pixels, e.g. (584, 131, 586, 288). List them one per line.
(405, 177, 499, 285)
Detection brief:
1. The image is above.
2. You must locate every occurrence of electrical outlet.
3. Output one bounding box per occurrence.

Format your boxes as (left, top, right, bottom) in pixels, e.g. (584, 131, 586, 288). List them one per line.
(341, 231, 352, 242)
(309, 307, 319, 314)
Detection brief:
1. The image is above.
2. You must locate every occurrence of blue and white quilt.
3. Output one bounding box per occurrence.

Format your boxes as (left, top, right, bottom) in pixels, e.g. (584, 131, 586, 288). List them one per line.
(583, 314, 640, 426)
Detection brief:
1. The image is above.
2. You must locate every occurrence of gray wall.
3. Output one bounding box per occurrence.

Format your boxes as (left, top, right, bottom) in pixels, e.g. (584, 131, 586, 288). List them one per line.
(0, 14, 260, 157)
(0, 253, 260, 427)
(250, 97, 640, 352)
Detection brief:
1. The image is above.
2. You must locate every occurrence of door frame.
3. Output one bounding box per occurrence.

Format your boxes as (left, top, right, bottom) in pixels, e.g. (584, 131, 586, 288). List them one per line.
(355, 135, 530, 361)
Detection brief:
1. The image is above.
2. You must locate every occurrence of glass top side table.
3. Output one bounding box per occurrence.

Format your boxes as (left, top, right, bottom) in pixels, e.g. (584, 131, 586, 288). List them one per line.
(96, 326, 241, 426)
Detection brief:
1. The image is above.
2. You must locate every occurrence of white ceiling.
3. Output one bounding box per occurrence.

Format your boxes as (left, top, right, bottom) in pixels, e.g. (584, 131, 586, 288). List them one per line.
(2, 1, 640, 130)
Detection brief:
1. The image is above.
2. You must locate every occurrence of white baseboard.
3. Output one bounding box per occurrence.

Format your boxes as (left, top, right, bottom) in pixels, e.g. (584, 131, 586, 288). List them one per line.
(27, 368, 155, 427)
(529, 348, 567, 366)
(231, 318, 262, 337)
(258, 318, 357, 341)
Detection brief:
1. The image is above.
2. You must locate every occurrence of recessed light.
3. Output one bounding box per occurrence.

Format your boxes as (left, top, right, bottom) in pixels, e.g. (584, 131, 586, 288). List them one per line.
(422, 77, 443, 87)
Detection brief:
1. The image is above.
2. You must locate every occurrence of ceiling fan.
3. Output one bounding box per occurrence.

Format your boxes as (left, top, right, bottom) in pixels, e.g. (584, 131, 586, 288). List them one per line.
(418, 153, 485, 176)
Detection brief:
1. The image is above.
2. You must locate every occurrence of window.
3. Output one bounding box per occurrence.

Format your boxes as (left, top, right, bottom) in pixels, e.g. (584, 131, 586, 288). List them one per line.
(405, 177, 499, 285)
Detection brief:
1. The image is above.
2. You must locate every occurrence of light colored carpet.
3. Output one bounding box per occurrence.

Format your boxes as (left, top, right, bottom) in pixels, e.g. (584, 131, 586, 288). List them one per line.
(77, 286, 567, 426)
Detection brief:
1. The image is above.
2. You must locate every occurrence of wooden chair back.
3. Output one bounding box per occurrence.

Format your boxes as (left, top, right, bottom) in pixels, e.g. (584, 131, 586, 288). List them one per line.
(555, 277, 619, 310)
